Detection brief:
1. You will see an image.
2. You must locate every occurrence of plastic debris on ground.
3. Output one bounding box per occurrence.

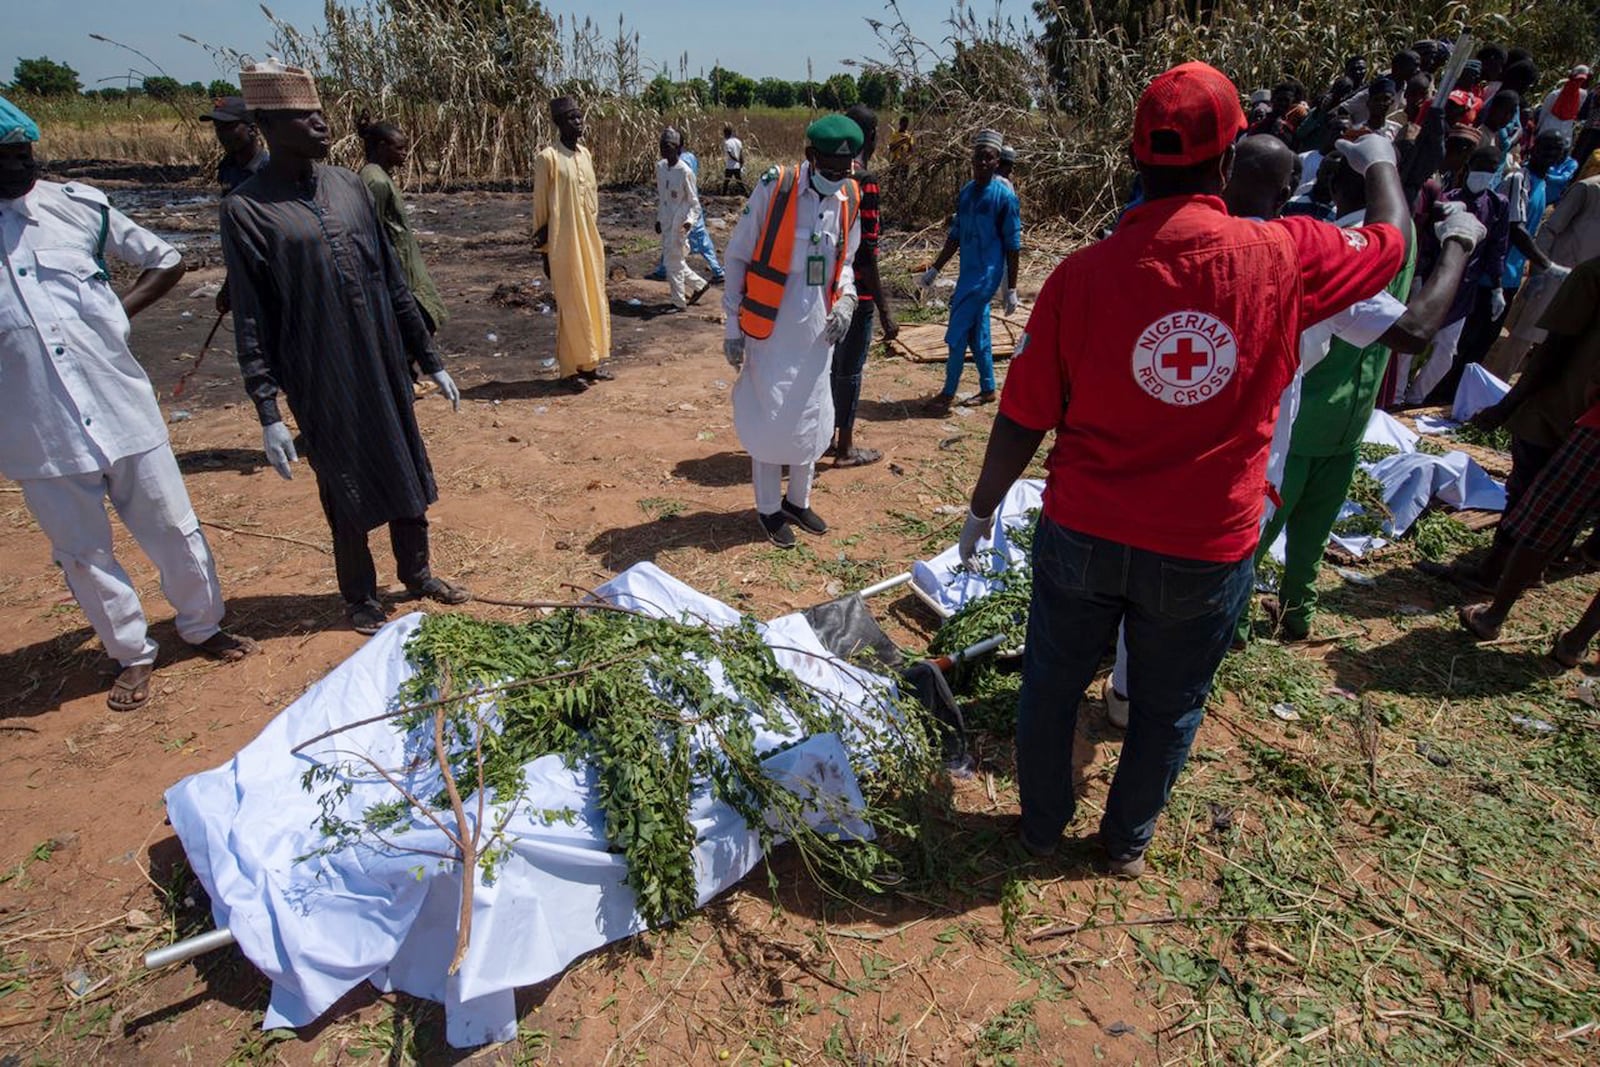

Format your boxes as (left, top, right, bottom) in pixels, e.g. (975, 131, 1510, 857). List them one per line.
(1510, 714, 1557, 734)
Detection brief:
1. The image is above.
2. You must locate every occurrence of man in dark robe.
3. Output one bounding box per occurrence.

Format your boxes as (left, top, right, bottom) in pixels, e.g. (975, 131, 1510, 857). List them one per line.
(220, 62, 469, 634)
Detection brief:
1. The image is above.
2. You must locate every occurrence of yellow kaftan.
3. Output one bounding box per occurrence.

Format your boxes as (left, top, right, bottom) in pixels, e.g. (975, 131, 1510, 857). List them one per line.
(532, 142, 610, 374)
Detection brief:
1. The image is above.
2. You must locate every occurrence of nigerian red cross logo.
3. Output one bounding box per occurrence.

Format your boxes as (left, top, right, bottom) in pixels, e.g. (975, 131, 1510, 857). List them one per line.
(1131, 310, 1239, 406)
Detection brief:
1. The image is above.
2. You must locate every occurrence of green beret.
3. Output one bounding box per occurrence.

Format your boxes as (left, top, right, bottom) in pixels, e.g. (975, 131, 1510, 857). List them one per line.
(806, 114, 864, 156)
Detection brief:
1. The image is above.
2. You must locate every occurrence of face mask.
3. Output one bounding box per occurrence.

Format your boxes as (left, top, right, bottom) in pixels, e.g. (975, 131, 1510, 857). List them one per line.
(810, 171, 846, 197)
(1465, 171, 1495, 194)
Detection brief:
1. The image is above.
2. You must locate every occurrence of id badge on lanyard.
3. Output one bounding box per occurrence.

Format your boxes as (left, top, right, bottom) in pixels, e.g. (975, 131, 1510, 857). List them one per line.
(806, 228, 824, 286)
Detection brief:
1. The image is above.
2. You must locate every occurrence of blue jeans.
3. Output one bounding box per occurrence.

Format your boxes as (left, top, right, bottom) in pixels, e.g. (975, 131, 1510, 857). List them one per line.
(651, 222, 723, 278)
(1015, 517, 1253, 856)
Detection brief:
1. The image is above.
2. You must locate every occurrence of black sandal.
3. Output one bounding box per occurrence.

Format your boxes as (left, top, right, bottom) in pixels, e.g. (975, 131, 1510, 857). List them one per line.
(406, 577, 472, 605)
(107, 664, 154, 713)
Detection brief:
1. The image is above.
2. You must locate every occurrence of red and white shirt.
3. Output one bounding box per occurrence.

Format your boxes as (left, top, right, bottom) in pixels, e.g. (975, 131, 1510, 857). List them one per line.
(999, 194, 1404, 562)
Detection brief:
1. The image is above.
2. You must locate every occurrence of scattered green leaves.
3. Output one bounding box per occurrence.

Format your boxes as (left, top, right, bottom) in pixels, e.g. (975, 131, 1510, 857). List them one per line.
(304, 609, 934, 930)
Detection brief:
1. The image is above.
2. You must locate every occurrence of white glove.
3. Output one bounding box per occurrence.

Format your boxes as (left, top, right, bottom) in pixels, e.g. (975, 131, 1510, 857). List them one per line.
(430, 370, 460, 411)
(918, 267, 939, 289)
(824, 295, 857, 345)
(1334, 134, 1398, 175)
(723, 336, 745, 369)
(958, 508, 996, 567)
(1434, 209, 1487, 252)
(1540, 263, 1572, 284)
(1489, 288, 1507, 319)
(262, 421, 297, 480)
(1004, 288, 1019, 315)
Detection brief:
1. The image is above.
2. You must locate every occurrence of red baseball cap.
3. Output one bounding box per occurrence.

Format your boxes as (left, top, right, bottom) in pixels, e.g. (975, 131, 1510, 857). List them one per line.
(1132, 62, 1247, 167)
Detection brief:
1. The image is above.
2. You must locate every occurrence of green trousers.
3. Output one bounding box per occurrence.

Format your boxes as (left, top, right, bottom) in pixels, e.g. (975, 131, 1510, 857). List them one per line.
(1243, 448, 1361, 640)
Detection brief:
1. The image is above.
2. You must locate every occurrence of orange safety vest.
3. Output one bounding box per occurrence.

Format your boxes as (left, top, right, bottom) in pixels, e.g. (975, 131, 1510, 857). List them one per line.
(738, 166, 859, 340)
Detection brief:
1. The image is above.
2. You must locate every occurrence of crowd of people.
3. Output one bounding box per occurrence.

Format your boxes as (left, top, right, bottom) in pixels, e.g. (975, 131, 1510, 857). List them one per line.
(2, 35, 1599, 877)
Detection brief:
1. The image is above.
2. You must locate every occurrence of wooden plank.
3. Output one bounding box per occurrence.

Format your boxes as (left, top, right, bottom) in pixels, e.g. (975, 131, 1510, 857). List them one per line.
(888, 305, 1032, 363)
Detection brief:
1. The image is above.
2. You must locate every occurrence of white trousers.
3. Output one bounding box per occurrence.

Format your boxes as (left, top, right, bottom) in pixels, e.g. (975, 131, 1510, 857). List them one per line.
(752, 459, 814, 515)
(19, 444, 225, 668)
(1402, 315, 1467, 405)
(664, 229, 706, 309)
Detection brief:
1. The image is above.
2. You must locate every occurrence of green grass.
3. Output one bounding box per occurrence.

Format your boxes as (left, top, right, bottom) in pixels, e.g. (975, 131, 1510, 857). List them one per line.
(975, 998, 1040, 1065)
(636, 496, 686, 520)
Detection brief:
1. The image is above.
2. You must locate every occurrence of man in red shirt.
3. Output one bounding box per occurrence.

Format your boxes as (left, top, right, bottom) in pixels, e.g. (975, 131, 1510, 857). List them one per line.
(957, 62, 1410, 873)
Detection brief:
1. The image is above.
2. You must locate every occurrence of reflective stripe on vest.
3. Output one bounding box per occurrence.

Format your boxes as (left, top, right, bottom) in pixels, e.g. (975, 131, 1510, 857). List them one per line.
(738, 167, 859, 340)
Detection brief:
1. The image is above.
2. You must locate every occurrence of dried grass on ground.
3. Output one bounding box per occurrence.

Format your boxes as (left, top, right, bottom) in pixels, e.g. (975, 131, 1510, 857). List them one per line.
(18, 94, 211, 166)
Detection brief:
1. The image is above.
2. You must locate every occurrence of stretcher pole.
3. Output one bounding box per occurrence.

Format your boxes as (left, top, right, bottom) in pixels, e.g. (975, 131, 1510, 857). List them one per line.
(929, 633, 1008, 672)
(857, 572, 911, 599)
(144, 926, 236, 969)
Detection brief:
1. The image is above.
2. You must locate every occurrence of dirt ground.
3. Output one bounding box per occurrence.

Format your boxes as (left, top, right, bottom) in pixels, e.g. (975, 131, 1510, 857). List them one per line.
(2, 169, 1597, 1067)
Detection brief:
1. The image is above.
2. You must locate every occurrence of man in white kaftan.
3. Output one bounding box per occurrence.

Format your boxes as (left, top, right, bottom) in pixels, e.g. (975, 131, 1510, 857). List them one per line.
(721, 115, 863, 548)
(656, 128, 707, 310)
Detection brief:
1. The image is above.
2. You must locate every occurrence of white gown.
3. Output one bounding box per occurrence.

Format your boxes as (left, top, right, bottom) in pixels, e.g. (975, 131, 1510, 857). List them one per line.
(722, 163, 860, 465)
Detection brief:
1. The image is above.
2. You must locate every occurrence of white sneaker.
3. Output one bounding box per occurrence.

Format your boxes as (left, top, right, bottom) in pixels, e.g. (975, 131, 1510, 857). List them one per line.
(1102, 676, 1129, 730)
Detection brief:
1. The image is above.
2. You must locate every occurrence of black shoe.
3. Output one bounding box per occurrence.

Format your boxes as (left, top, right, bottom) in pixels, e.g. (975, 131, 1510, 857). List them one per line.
(758, 511, 796, 548)
(1017, 822, 1058, 858)
(348, 600, 389, 635)
(781, 499, 827, 534)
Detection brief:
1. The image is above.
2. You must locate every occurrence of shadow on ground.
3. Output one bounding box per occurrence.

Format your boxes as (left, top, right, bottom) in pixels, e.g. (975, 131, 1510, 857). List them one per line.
(671, 451, 751, 489)
(0, 592, 348, 721)
(1326, 623, 1557, 700)
(175, 447, 271, 477)
(584, 509, 759, 571)
(461, 378, 575, 402)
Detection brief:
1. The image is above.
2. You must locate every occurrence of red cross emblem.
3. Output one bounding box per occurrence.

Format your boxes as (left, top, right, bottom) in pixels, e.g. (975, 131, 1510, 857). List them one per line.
(1131, 311, 1239, 406)
(1159, 336, 1211, 382)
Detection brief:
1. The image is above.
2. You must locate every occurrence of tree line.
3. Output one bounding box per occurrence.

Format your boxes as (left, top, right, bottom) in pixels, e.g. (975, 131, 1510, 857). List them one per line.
(11, 56, 238, 102)
(642, 67, 901, 112)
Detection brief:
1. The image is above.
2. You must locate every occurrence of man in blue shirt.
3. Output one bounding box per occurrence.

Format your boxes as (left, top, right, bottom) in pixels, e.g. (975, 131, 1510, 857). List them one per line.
(917, 129, 1021, 414)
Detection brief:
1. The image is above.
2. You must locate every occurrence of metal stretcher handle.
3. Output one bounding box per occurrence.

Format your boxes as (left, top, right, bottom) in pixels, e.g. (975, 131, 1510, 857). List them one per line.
(144, 927, 236, 969)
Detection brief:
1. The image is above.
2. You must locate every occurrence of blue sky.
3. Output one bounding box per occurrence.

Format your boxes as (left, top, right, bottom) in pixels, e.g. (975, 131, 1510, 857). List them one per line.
(5, 1, 983, 91)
